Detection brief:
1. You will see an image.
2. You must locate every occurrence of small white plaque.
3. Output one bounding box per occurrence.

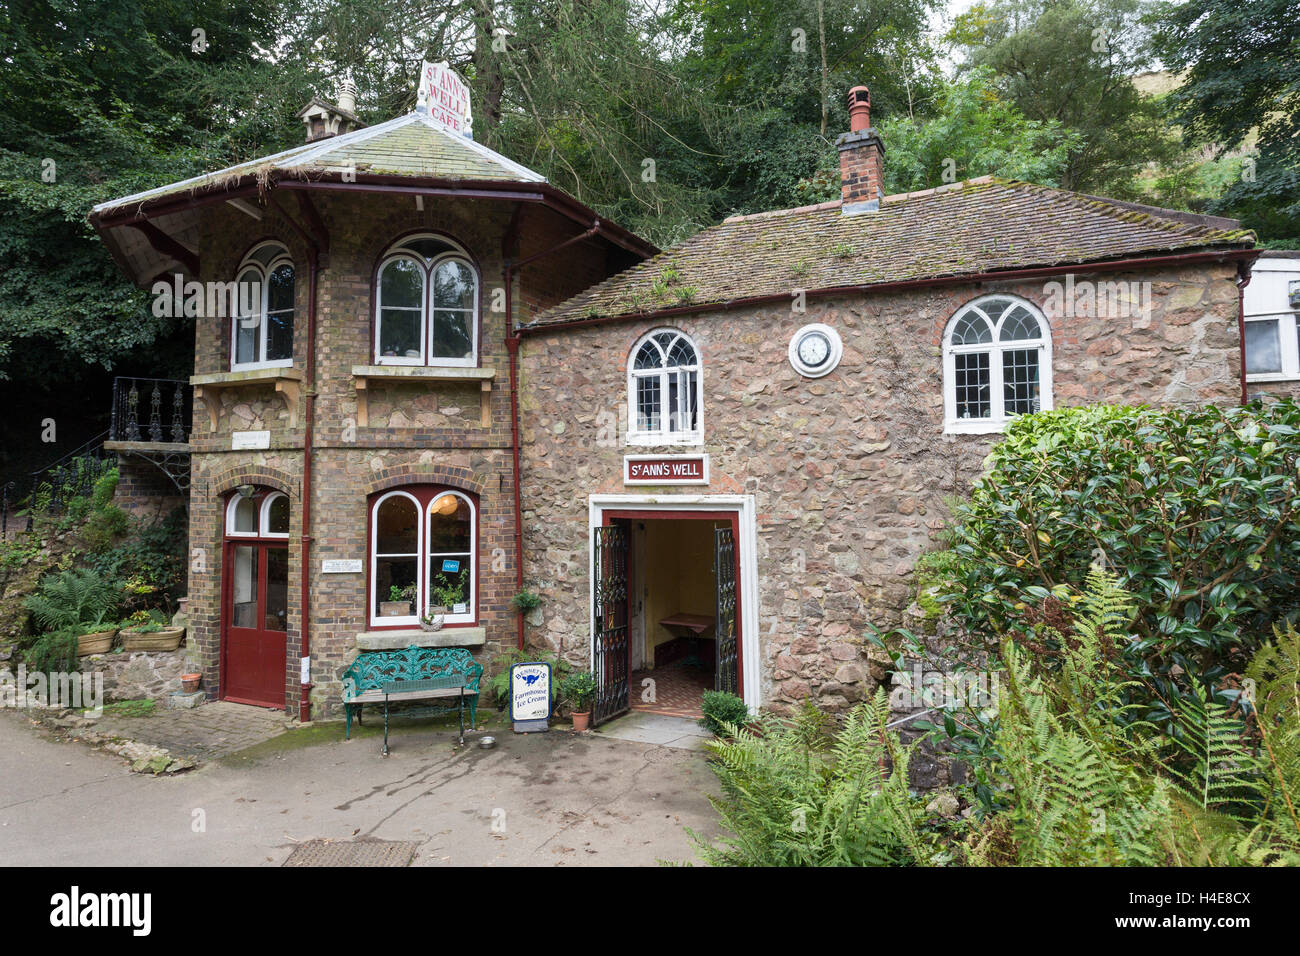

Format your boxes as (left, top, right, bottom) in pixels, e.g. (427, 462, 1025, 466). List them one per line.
(232, 430, 270, 450)
(322, 559, 363, 574)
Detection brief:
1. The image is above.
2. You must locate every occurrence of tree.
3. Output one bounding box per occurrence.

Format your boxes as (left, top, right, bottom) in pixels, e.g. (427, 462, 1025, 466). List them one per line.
(1151, 0, 1300, 246)
(951, 0, 1182, 196)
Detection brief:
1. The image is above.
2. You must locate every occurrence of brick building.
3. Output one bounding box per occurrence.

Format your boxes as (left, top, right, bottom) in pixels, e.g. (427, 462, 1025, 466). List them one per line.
(91, 94, 652, 719)
(90, 82, 1282, 724)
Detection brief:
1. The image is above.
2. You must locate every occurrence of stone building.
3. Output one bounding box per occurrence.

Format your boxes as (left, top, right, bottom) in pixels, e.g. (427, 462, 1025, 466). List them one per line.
(89, 81, 1283, 724)
(511, 87, 1264, 721)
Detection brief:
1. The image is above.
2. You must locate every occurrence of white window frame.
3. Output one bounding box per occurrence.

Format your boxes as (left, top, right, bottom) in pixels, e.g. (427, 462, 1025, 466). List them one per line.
(373, 235, 479, 369)
(1244, 314, 1300, 383)
(368, 488, 478, 628)
(943, 294, 1053, 435)
(225, 495, 260, 537)
(259, 492, 290, 539)
(425, 491, 476, 626)
(369, 490, 423, 628)
(626, 328, 704, 446)
(230, 242, 295, 372)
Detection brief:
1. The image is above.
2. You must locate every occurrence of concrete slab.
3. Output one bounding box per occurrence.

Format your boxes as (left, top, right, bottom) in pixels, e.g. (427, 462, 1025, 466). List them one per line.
(0, 708, 720, 866)
(594, 712, 713, 751)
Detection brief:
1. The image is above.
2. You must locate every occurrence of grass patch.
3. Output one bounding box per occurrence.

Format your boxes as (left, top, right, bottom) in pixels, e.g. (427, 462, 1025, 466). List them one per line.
(98, 699, 156, 718)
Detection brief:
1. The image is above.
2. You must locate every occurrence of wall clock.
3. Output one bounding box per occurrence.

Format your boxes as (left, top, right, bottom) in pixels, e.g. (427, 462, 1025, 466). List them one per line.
(788, 323, 843, 378)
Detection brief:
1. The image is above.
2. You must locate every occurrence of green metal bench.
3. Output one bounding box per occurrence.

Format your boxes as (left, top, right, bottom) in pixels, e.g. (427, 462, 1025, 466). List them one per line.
(341, 646, 483, 753)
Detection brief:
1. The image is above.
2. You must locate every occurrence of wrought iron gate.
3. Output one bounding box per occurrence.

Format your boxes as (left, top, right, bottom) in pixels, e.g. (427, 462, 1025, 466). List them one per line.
(592, 523, 630, 725)
(714, 526, 738, 694)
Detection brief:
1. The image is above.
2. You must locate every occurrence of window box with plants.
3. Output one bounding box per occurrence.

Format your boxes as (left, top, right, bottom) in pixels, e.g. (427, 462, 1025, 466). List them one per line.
(120, 609, 185, 652)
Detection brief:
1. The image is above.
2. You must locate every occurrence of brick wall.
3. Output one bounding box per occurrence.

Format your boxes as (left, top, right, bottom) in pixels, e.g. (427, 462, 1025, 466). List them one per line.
(185, 190, 618, 717)
(516, 262, 1244, 715)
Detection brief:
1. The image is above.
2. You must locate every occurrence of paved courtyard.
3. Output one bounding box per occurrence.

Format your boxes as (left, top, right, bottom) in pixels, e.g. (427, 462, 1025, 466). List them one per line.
(0, 706, 720, 866)
(81, 700, 290, 761)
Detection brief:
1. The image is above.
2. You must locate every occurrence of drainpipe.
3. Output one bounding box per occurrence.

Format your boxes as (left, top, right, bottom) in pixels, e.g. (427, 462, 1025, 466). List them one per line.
(1236, 260, 1252, 405)
(503, 217, 602, 649)
(299, 244, 319, 722)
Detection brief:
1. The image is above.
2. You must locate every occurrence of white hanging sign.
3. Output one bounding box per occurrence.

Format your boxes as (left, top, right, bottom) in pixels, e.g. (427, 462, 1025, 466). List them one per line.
(417, 60, 473, 139)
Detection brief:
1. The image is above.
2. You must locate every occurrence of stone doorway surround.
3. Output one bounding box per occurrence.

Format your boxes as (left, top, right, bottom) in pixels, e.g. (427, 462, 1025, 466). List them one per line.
(587, 494, 760, 713)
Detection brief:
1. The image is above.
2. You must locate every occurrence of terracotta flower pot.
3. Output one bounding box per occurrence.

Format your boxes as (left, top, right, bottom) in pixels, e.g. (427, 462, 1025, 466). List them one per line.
(77, 629, 117, 656)
(572, 710, 591, 732)
(181, 673, 202, 693)
(121, 626, 185, 652)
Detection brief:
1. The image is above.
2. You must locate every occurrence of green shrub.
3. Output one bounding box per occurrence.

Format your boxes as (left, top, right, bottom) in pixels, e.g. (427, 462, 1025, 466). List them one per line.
(23, 630, 80, 674)
(558, 671, 597, 712)
(699, 690, 750, 736)
(939, 401, 1300, 728)
(86, 506, 187, 603)
(511, 589, 542, 613)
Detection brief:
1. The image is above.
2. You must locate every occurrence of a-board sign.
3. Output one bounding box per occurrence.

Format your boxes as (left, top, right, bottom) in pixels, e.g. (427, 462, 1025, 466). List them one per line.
(509, 662, 552, 733)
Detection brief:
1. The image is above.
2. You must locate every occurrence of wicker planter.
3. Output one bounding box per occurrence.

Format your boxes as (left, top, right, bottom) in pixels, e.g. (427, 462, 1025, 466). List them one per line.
(121, 626, 185, 652)
(77, 629, 117, 656)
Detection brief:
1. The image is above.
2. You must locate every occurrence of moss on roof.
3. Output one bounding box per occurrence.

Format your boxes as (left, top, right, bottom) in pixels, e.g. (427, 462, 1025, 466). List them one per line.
(528, 177, 1256, 328)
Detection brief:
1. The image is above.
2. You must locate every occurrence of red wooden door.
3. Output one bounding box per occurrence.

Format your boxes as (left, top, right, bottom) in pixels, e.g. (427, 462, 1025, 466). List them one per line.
(223, 541, 288, 707)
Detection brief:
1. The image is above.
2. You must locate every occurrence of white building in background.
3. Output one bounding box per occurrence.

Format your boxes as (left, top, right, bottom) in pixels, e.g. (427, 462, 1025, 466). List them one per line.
(1244, 252, 1300, 389)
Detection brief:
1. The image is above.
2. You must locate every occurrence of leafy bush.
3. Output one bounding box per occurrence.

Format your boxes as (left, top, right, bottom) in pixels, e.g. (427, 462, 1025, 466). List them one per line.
(558, 671, 597, 712)
(23, 568, 121, 632)
(939, 401, 1300, 726)
(23, 630, 80, 675)
(699, 690, 750, 736)
(85, 506, 187, 606)
(511, 589, 542, 613)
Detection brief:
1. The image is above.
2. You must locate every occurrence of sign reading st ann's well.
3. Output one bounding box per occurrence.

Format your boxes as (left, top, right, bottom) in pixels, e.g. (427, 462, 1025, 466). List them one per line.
(624, 454, 709, 485)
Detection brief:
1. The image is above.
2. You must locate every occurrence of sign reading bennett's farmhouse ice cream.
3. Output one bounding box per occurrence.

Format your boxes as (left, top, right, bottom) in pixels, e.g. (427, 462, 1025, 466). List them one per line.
(624, 454, 709, 485)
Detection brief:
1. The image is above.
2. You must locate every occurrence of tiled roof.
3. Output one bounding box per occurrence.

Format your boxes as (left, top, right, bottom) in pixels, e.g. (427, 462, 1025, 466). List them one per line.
(91, 112, 545, 215)
(527, 177, 1256, 328)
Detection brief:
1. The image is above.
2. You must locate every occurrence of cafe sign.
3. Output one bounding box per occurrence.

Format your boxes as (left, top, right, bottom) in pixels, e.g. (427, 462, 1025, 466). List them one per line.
(624, 454, 709, 486)
(417, 60, 473, 138)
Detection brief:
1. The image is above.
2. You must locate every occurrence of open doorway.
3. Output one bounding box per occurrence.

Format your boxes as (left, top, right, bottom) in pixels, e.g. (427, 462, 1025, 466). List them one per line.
(594, 510, 740, 722)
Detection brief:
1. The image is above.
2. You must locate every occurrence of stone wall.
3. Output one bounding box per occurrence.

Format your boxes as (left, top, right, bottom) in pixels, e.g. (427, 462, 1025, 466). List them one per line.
(184, 191, 616, 717)
(517, 262, 1244, 715)
(82, 648, 189, 702)
(113, 457, 186, 522)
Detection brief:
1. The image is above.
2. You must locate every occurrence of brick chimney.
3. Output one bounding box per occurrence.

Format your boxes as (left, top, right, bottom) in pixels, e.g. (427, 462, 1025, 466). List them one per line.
(836, 86, 885, 214)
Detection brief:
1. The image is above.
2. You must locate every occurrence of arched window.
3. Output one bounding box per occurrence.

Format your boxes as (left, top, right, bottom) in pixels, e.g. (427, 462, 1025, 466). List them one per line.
(375, 235, 478, 367)
(225, 487, 290, 537)
(943, 295, 1052, 432)
(627, 328, 702, 444)
(232, 241, 294, 371)
(369, 486, 477, 627)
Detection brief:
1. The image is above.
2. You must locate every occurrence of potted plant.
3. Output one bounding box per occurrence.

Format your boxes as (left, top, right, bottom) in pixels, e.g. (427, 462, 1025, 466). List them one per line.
(120, 609, 186, 652)
(429, 568, 468, 615)
(559, 671, 598, 732)
(418, 607, 444, 632)
(379, 584, 415, 617)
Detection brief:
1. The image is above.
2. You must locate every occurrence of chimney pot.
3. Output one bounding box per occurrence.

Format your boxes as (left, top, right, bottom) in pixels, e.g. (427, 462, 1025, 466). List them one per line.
(848, 86, 871, 132)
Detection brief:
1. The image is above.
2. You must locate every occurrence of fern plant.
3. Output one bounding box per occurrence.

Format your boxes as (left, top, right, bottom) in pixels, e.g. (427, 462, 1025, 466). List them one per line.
(23, 568, 120, 632)
(692, 695, 942, 866)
